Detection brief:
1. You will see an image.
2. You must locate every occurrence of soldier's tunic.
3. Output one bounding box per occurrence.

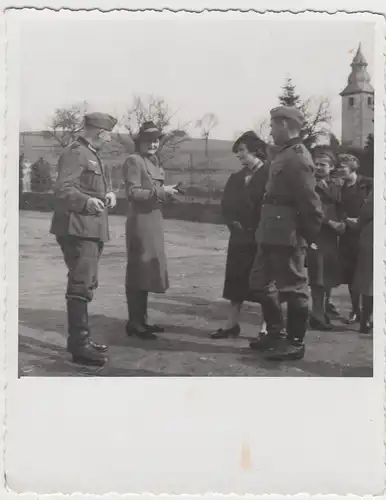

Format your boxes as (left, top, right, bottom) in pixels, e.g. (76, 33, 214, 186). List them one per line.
(50, 136, 109, 302)
(249, 137, 323, 338)
(221, 163, 269, 303)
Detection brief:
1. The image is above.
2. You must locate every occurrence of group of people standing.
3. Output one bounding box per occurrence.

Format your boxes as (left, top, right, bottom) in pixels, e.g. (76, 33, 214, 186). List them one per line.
(49, 106, 373, 368)
(213, 107, 373, 361)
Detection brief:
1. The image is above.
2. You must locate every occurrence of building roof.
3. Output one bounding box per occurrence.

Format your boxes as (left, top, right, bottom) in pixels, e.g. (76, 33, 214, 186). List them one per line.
(340, 43, 374, 96)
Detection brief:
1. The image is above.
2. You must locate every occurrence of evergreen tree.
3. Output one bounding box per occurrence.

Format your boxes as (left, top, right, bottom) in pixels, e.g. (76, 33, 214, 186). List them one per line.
(365, 132, 374, 156)
(363, 132, 374, 177)
(277, 77, 331, 150)
(278, 77, 301, 107)
(30, 158, 53, 193)
(19, 154, 24, 204)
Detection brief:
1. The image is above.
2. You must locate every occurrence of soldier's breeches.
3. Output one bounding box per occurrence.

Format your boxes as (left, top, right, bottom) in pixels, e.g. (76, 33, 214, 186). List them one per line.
(250, 244, 308, 297)
(249, 244, 309, 337)
(56, 236, 104, 302)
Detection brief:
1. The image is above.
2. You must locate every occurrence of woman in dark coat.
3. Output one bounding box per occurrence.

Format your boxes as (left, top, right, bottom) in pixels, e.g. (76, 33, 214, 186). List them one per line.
(122, 121, 178, 339)
(210, 131, 269, 339)
(335, 153, 373, 324)
(353, 189, 373, 333)
(307, 146, 345, 330)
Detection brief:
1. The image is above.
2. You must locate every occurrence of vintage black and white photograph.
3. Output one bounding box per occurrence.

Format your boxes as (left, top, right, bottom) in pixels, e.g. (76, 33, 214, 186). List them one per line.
(16, 11, 378, 378)
(2, 6, 385, 495)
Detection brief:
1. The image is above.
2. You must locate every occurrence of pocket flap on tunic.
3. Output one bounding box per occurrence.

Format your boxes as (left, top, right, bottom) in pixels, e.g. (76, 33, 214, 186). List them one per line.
(83, 160, 102, 175)
(256, 204, 298, 246)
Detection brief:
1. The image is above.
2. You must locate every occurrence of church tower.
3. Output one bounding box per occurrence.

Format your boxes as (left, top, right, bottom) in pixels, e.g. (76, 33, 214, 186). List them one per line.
(340, 43, 374, 149)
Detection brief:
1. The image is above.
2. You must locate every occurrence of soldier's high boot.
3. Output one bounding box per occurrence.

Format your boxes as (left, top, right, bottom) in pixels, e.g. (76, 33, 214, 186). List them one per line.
(67, 299, 107, 366)
(85, 307, 108, 353)
(265, 305, 307, 361)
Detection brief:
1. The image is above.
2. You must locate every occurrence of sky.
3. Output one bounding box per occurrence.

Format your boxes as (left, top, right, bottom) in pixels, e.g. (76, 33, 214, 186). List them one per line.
(19, 13, 375, 140)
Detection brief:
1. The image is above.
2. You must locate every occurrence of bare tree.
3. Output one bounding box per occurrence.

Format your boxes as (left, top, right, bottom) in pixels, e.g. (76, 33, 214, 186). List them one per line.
(45, 101, 88, 147)
(299, 96, 332, 149)
(119, 94, 190, 165)
(254, 118, 273, 144)
(196, 112, 219, 159)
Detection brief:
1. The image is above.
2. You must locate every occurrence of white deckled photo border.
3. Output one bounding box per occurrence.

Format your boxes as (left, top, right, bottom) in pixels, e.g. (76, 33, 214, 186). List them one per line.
(0, 4, 385, 497)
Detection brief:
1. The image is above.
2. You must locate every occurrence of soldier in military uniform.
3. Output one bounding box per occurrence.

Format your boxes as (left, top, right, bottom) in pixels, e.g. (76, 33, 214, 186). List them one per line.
(50, 112, 118, 366)
(249, 106, 323, 361)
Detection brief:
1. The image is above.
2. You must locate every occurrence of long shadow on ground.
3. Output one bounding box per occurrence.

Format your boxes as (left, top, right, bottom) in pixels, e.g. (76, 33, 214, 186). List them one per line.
(18, 334, 187, 377)
(19, 307, 373, 378)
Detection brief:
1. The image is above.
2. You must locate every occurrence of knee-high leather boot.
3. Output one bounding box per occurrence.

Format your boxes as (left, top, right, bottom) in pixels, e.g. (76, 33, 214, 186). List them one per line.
(67, 299, 107, 366)
(265, 303, 307, 361)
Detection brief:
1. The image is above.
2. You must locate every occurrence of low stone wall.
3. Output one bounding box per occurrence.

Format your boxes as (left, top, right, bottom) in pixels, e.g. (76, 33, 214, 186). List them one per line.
(19, 192, 224, 225)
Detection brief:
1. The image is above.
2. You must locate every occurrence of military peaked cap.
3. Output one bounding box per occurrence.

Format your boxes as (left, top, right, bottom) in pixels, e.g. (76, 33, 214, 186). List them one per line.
(270, 106, 305, 127)
(84, 112, 118, 131)
(232, 130, 267, 160)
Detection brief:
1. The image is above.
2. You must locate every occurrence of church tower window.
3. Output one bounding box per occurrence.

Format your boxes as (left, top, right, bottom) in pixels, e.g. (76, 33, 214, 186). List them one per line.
(349, 97, 355, 107)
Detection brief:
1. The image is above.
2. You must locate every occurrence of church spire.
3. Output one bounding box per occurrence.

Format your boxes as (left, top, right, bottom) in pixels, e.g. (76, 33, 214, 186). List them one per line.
(340, 43, 374, 96)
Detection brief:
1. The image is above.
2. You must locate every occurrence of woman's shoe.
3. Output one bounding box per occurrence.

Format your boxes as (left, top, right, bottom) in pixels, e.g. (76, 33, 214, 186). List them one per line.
(210, 324, 241, 339)
(325, 302, 340, 317)
(346, 312, 360, 324)
(126, 322, 157, 340)
(89, 339, 109, 353)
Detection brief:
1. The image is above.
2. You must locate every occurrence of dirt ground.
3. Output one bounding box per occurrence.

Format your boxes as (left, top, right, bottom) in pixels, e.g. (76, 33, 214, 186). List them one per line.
(18, 211, 373, 377)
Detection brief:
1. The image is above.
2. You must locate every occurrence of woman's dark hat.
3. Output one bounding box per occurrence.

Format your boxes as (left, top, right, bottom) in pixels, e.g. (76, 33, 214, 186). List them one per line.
(136, 121, 162, 141)
(232, 130, 267, 160)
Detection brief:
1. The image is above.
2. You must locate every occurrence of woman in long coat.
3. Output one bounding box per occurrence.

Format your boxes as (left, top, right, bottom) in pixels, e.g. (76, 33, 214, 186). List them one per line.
(307, 146, 345, 330)
(210, 131, 269, 339)
(122, 121, 178, 339)
(335, 153, 373, 324)
(353, 189, 373, 333)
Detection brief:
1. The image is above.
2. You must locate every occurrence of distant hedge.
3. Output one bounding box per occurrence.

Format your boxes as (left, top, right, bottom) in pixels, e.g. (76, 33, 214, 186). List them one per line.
(19, 192, 224, 225)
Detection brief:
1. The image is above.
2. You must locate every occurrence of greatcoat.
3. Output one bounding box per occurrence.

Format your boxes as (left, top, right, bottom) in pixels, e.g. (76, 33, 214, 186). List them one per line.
(122, 153, 169, 293)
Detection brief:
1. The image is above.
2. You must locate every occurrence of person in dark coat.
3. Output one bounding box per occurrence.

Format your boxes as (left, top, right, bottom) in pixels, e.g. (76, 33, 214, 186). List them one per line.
(353, 189, 373, 333)
(307, 146, 345, 330)
(334, 153, 373, 324)
(50, 112, 118, 366)
(210, 131, 269, 339)
(249, 106, 323, 361)
(122, 121, 178, 339)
